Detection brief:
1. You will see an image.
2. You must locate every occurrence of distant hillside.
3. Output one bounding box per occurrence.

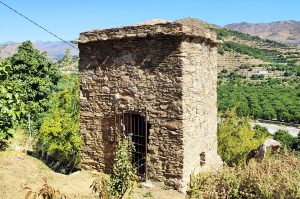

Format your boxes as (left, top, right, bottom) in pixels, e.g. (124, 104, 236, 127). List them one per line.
(225, 20, 300, 48)
(0, 41, 78, 60)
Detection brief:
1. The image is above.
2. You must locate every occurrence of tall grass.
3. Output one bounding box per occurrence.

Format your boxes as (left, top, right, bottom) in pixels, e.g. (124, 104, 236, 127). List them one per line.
(188, 154, 300, 199)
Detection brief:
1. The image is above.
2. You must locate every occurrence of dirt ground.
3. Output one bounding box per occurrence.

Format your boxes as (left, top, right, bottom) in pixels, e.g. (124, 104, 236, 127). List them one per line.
(131, 185, 185, 199)
(0, 150, 98, 199)
(0, 150, 185, 199)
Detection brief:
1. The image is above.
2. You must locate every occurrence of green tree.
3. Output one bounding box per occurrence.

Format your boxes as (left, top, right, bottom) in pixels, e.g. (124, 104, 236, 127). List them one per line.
(60, 48, 72, 68)
(9, 41, 61, 130)
(218, 83, 300, 123)
(218, 109, 267, 166)
(0, 60, 25, 149)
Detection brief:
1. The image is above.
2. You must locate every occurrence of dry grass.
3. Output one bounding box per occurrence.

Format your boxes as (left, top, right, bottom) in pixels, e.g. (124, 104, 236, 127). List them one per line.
(0, 150, 185, 199)
(0, 150, 98, 199)
(188, 154, 300, 199)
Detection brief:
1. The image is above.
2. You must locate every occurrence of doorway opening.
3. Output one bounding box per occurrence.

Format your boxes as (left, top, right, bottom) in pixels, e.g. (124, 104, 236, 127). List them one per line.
(121, 112, 148, 180)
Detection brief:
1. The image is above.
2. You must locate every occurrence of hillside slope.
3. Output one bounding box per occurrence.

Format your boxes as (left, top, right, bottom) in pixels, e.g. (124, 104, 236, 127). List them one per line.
(225, 20, 300, 47)
(176, 18, 300, 123)
(0, 150, 97, 199)
(0, 149, 185, 199)
(213, 27, 300, 81)
(177, 18, 300, 81)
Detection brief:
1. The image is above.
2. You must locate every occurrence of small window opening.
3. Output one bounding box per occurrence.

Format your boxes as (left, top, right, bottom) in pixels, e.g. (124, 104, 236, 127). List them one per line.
(200, 152, 206, 166)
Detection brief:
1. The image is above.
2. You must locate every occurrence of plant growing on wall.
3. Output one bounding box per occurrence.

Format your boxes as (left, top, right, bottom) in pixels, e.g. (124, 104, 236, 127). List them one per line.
(91, 138, 136, 199)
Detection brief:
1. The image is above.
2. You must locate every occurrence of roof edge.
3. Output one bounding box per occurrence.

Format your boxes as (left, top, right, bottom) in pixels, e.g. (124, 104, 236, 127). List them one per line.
(75, 22, 217, 46)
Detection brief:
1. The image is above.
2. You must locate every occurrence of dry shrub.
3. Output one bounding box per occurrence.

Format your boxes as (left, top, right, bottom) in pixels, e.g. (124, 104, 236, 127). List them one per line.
(188, 154, 300, 199)
(22, 177, 70, 199)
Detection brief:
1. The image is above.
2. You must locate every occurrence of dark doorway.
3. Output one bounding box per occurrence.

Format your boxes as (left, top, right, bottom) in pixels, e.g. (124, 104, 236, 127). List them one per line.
(122, 112, 148, 180)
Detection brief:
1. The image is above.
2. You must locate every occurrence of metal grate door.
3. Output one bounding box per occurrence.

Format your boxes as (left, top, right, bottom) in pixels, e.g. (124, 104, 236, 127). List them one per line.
(120, 110, 148, 180)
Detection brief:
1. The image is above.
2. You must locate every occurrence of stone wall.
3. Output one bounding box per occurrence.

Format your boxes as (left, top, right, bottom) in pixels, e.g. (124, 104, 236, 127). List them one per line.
(181, 38, 222, 191)
(78, 22, 221, 191)
(79, 35, 185, 186)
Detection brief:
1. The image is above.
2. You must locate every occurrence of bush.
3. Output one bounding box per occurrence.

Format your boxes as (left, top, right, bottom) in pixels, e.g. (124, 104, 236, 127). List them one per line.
(91, 138, 136, 199)
(273, 129, 294, 150)
(36, 75, 81, 172)
(188, 154, 300, 199)
(274, 130, 300, 155)
(250, 74, 264, 80)
(217, 109, 267, 166)
(293, 133, 300, 151)
(253, 124, 271, 139)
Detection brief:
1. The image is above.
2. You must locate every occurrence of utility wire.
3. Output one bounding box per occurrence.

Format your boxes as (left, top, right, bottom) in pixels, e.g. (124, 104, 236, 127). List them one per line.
(0, 0, 78, 51)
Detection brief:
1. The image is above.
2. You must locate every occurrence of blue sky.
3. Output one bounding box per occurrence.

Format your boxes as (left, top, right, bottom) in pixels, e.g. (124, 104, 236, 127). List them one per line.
(0, 0, 299, 42)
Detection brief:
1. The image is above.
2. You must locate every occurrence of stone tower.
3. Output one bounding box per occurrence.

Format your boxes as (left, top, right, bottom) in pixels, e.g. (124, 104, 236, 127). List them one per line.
(77, 21, 222, 191)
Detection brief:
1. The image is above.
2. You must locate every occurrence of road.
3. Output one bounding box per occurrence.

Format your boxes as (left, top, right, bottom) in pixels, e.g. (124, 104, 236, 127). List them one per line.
(251, 121, 299, 137)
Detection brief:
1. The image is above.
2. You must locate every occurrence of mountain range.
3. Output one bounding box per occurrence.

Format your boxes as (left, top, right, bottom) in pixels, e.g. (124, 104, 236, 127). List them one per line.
(225, 20, 300, 47)
(0, 20, 299, 61)
(0, 41, 78, 60)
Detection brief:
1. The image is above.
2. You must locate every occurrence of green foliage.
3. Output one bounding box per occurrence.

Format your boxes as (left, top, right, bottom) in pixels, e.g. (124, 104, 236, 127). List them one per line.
(37, 74, 81, 172)
(111, 138, 136, 197)
(218, 83, 300, 123)
(92, 138, 136, 199)
(0, 60, 25, 149)
(265, 63, 300, 76)
(294, 133, 300, 151)
(250, 74, 264, 80)
(217, 109, 267, 166)
(91, 173, 114, 199)
(0, 42, 82, 173)
(188, 154, 300, 199)
(9, 41, 61, 131)
(57, 48, 79, 69)
(273, 129, 299, 150)
(59, 48, 72, 68)
(253, 125, 271, 139)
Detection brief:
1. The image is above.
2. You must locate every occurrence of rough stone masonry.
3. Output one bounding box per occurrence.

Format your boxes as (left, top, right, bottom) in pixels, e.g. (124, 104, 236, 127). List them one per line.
(77, 20, 222, 192)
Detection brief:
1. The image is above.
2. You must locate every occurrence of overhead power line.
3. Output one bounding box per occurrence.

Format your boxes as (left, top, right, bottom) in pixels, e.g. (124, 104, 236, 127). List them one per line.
(0, 0, 78, 51)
